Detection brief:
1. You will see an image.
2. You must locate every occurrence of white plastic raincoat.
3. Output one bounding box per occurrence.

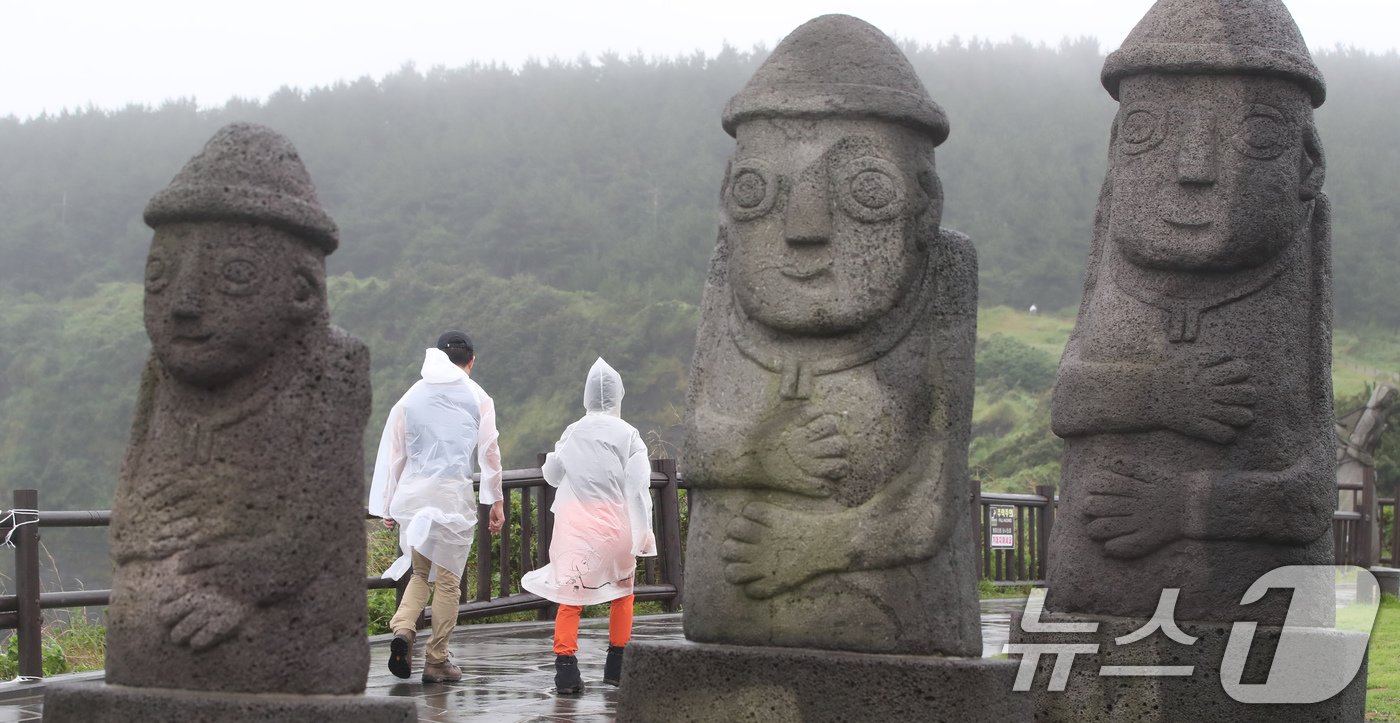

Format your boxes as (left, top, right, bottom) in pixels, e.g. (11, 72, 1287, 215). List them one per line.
(522, 358, 657, 606)
(369, 349, 503, 581)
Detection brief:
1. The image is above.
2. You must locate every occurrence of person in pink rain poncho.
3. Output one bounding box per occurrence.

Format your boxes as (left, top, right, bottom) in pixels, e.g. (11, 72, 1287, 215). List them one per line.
(523, 358, 657, 693)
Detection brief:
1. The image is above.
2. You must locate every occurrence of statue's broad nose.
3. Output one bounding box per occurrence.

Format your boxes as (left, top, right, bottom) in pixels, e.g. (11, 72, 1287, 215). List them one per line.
(171, 275, 202, 319)
(784, 167, 832, 246)
(1175, 110, 1218, 187)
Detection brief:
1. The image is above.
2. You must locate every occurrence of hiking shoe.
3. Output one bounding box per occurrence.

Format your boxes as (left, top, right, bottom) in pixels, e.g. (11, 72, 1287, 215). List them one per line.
(422, 659, 463, 683)
(603, 645, 625, 686)
(555, 654, 583, 694)
(388, 629, 415, 679)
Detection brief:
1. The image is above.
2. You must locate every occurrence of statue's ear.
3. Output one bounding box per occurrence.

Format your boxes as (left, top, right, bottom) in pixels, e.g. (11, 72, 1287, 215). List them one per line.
(289, 266, 322, 322)
(1299, 125, 1325, 201)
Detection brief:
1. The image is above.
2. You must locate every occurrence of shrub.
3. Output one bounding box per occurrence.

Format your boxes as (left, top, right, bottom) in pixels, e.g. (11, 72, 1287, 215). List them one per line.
(976, 335, 1057, 393)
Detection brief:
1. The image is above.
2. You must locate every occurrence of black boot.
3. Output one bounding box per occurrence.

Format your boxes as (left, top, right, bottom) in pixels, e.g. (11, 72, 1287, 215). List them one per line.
(603, 645, 625, 686)
(388, 629, 415, 679)
(554, 654, 583, 694)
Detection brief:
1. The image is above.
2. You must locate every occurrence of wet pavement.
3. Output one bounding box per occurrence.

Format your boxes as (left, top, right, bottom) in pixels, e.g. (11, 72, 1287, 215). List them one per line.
(0, 599, 1026, 722)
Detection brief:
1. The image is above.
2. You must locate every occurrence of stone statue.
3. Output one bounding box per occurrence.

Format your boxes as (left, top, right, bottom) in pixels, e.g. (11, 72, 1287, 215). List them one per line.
(1023, 1, 1365, 720)
(1046, 0, 1334, 626)
(45, 124, 414, 721)
(679, 12, 979, 657)
(619, 17, 1027, 722)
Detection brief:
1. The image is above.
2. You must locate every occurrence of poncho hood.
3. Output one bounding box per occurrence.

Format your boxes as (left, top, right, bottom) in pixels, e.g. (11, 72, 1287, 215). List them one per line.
(584, 358, 624, 417)
(421, 348, 468, 384)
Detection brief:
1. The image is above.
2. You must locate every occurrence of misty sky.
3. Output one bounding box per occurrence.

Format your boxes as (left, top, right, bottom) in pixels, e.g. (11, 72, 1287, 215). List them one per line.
(4, 0, 1397, 121)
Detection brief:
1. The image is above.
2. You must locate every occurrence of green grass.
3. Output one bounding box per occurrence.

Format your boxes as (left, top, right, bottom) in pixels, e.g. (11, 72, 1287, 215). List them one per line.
(968, 306, 1397, 494)
(977, 306, 1075, 359)
(977, 305, 1391, 400)
(0, 609, 106, 678)
(1368, 595, 1400, 721)
(978, 578, 1036, 599)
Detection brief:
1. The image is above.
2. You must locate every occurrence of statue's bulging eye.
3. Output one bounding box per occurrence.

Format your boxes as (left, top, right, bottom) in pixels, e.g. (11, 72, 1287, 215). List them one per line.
(726, 159, 780, 220)
(835, 156, 907, 223)
(732, 170, 768, 209)
(223, 260, 256, 284)
(145, 256, 169, 293)
(850, 170, 896, 209)
(1234, 106, 1292, 160)
(1119, 106, 1164, 155)
(218, 258, 261, 296)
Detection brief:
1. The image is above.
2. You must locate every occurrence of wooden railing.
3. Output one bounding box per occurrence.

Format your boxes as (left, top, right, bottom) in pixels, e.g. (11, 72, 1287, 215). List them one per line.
(5, 466, 1390, 678)
(0, 459, 685, 680)
(972, 483, 1396, 586)
(1337, 477, 1397, 568)
(1383, 498, 1398, 567)
(1333, 510, 1365, 567)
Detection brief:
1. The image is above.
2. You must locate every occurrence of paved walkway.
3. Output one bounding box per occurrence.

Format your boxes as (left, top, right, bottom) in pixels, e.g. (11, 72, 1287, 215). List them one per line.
(0, 599, 1024, 722)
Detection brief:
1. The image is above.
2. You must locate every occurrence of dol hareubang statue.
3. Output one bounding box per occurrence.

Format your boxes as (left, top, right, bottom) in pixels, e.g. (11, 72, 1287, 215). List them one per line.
(681, 13, 981, 655)
(619, 17, 1028, 721)
(1016, 4, 1366, 720)
(1045, 0, 1335, 626)
(103, 123, 374, 695)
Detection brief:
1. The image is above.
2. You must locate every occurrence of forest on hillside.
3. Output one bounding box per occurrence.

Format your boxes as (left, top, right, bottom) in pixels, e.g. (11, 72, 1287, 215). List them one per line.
(2, 39, 1398, 588)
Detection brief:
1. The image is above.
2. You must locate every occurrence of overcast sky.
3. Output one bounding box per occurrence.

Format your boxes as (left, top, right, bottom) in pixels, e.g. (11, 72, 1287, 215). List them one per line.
(3, 0, 1396, 121)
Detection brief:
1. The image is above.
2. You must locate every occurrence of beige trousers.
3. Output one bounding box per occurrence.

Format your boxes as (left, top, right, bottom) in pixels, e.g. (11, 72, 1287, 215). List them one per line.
(389, 549, 462, 664)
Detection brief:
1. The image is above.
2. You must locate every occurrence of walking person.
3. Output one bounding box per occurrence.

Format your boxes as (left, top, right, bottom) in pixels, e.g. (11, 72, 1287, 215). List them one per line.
(522, 358, 657, 693)
(369, 330, 505, 683)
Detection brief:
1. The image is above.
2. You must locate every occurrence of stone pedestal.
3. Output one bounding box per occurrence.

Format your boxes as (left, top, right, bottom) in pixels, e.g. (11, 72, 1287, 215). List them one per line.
(1011, 612, 1368, 722)
(614, 639, 1030, 722)
(42, 681, 418, 723)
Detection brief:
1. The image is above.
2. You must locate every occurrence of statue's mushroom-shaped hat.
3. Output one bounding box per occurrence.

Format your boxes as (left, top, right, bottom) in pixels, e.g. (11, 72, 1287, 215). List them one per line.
(1102, 0, 1325, 107)
(723, 14, 949, 145)
(145, 122, 340, 253)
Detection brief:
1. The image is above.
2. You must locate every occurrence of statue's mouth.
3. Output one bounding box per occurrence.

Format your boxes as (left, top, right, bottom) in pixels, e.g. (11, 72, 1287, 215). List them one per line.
(780, 265, 830, 281)
(1163, 216, 1212, 229)
(172, 333, 212, 345)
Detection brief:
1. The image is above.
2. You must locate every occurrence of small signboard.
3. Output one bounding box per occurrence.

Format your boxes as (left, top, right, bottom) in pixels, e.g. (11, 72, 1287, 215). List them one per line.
(989, 505, 1016, 549)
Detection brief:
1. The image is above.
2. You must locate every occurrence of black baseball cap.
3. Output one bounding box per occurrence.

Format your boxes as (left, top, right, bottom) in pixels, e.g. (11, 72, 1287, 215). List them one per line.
(436, 330, 473, 352)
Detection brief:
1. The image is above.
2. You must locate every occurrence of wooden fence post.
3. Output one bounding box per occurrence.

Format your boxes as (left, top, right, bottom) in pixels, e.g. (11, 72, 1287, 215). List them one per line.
(1391, 502, 1399, 569)
(14, 489, 43, 679)
(970, 481, 983, 581)
(1035, 484, 1056, 581)
(536, 452, 557, 621)
(1361, 467, 1378, 568)
(473, 502, 492, 603)
(498, 487, 513, 597)
(654, 459, 684, 612)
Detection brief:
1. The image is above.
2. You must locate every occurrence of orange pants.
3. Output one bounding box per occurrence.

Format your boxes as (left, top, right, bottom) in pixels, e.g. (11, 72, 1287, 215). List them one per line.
(552, 595, 634, 656)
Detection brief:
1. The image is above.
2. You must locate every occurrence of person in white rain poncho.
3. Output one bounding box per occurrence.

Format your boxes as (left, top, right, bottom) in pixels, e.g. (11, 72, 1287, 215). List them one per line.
(368, 331, 504, 683)
(522, 358, 657, 693)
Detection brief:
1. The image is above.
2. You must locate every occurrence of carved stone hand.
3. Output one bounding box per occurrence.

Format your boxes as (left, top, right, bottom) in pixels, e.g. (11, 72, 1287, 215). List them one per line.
(721, 500, 841, 599)
(1157, 353, 1256, 444)
(159, 587, 252, 651)
(1082, 460, 1190, 558)
(758, 411, 849, 497)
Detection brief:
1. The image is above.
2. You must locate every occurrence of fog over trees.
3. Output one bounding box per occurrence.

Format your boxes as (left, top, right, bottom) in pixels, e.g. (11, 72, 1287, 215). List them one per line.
(2, 40, 1397, 587)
